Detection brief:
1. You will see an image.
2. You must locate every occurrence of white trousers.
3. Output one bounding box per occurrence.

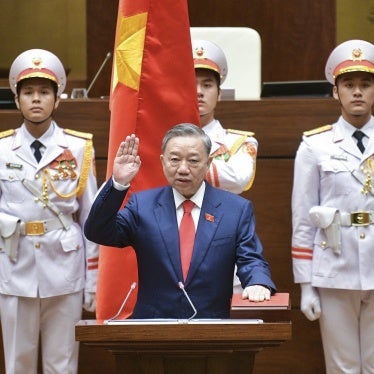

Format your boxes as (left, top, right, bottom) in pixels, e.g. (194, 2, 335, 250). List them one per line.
(319, 288, 374, 374)
(0, 291, 83, 374)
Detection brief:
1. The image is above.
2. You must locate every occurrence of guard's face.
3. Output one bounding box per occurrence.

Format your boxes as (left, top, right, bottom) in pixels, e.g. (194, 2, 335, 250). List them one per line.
(196, 69, 220, 124)
(333, 72, 374, 125)
(15, 78, 59, 126)
(161, 136, 211, 199)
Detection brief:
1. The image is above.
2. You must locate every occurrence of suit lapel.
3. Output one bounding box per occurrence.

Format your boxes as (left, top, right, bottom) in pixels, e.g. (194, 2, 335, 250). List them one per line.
(186, 185, 222, 284)
(154, 185, 224, 284)
(363, 136, 374, 160)
(332, 125, 359, 159)
(37, 127, 67, 170)
(12, 126, 67, 170)
(334, 124, 374, 161)
(12, 131, 37, 167)
(154, 187, 183, 281)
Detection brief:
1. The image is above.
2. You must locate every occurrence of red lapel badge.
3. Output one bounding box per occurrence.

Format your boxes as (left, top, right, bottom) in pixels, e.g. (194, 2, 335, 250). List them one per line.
(205, 213, 215, 222)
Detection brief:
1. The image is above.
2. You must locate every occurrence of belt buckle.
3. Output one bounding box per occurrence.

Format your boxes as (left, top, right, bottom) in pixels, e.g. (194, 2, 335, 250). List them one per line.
(25, 221, 45, 235)
(351, 212, 371, 226)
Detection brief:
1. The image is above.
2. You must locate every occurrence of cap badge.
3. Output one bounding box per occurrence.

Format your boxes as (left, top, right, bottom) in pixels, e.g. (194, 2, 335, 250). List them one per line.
(351, 48, 364, 61)
(194, 46, 206, 59)
(31, 56, 43, 69)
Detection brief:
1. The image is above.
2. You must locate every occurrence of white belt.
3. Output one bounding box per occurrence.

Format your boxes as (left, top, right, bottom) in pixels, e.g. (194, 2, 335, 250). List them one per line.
(340, 211, 374, 227)
(20, 215, 73, 236)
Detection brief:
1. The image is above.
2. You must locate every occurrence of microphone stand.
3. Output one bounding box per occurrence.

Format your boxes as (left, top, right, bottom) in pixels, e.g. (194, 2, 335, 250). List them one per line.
(105, 282, 137, 322)
(86, 52, 112, 96)
(178, 282, 197, 320)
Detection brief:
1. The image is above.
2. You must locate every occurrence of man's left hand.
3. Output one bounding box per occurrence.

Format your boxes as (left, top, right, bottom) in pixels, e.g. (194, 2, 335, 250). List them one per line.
(242, 285, 271, 302)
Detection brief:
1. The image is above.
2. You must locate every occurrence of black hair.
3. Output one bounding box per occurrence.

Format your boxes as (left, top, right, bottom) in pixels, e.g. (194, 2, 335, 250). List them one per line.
(16, 78, 58, 98)
(195, 68, 221, 90)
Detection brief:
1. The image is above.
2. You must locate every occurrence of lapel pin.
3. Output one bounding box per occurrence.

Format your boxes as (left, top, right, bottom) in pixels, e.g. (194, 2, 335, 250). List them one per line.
(205, 213, 215, 222)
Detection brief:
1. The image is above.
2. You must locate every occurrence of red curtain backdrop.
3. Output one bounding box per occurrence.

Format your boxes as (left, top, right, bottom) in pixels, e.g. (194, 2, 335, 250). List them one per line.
(96, 0, 200, 319)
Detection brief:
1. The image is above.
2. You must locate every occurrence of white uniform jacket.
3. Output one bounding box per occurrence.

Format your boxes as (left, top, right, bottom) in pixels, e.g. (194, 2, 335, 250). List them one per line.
(0, 122, 99, 298)
(292, 115, 374, 290)
(202, 119, 257, 194)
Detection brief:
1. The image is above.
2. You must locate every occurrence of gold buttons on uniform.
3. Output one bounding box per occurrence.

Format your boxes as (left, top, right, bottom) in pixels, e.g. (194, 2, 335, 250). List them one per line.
(35, 242, 41, 249)
(360, 233, 366, 239)
(321, 241, 327, 249)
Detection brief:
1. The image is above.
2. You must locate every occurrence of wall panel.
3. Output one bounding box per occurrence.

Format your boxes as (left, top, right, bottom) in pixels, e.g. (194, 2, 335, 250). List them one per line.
(86, 0, 336, 97)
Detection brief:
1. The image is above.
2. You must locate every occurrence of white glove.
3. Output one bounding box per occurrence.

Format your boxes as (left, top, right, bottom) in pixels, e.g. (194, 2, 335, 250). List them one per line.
(300, 283, 321, 321)
(83, 291, 96, 313)
(242, 285, 271, 302)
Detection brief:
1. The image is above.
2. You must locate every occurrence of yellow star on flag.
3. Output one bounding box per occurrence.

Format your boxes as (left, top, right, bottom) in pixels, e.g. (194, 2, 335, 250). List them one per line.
(112, 11, 147, 92)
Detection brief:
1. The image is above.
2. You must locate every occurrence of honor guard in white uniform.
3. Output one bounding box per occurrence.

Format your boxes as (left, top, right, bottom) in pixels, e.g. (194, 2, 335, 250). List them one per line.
(291, 40, 374, 373)
(0, 49, 99, 374)
(192, 40, 258, 294)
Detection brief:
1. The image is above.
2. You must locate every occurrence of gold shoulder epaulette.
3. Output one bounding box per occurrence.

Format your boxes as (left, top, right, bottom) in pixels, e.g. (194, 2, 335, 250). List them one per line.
(0, 129, 15, 139)
(64, 128, 93, 140)
(227, 128, 255, 137)
(303, 124, 332, 137)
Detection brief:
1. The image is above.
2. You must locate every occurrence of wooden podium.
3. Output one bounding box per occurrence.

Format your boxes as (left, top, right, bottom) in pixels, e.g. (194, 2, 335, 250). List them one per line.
(76, 319, 291, 374)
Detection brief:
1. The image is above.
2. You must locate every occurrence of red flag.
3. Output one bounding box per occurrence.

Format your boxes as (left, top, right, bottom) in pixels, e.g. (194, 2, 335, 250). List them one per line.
(96, 0, 200, 320)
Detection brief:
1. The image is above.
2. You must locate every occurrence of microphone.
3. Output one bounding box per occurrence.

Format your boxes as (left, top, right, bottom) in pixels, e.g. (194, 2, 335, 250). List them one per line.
(86, 52, 112, 96)
(178, 282, 197, 320)
(106, 281, 137, 322)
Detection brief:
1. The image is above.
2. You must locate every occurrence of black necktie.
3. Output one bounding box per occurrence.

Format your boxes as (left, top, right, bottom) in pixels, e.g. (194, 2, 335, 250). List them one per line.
(353, 130, 366, 153)
(31, 140, 43, 162)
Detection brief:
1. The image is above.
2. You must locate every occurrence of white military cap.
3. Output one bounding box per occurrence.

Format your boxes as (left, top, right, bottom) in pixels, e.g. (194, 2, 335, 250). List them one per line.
(325, 39, 374, 84)
(192, 39, 228, 84)
(9, 49, 66, 96)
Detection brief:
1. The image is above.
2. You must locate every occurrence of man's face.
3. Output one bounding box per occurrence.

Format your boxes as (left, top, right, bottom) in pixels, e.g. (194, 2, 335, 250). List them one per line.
(15, 77, 59, 125)
(196, 69, 220, 124)
(160, 135, 211, 198)
(333, 71, 374, 123)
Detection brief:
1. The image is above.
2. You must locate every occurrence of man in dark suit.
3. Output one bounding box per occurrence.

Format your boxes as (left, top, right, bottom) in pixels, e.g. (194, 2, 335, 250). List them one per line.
(84, 123, 276, 319)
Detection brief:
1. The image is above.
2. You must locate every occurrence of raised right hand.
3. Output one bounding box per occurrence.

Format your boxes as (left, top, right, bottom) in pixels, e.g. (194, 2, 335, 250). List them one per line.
(113, 134, 141, 186)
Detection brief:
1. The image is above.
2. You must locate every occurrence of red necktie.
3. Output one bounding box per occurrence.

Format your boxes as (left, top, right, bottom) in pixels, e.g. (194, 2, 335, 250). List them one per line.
(179, 200, 195, 280)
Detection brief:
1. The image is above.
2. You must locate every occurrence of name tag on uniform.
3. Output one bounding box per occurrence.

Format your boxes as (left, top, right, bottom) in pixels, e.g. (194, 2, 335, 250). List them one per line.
(6, 162, 23, 169)
(330, 154, 348, 161)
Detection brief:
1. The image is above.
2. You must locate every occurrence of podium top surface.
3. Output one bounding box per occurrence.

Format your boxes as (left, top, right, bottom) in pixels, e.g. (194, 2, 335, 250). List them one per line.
(76, 319, 292, 344)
